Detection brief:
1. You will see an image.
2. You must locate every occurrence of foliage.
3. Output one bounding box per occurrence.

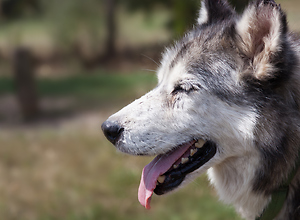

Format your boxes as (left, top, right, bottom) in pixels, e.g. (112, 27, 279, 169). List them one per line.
(120, 0, 198, 35)
(1, 0, 40, 19)
(121, 0, 250, 35)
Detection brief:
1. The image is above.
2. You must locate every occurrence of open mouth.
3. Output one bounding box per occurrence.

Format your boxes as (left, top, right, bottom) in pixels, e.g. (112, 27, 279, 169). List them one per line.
(138, 139, 217, 209)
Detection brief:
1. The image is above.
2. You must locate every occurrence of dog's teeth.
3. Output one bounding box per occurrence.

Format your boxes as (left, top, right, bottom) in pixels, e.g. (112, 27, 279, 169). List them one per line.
(195, 139, 205, 148)
(173, 164, 179, 169)
(181, 157, 189, 164)
(157, 175, 166, 184)
(190, 149, 197, 156)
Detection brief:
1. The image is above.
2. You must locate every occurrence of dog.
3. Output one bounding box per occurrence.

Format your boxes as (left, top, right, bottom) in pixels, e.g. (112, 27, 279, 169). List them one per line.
(102, 0, 300, 219)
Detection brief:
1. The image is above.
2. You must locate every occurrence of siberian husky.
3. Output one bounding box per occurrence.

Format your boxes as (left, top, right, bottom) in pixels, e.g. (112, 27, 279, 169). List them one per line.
(102, 0, 300, 219)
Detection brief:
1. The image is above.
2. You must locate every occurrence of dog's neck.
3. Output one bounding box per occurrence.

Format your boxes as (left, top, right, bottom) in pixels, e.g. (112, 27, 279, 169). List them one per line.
(256, 151, 300, 220)
(208, 154, 269, 219)
(208, 151, 300, 220)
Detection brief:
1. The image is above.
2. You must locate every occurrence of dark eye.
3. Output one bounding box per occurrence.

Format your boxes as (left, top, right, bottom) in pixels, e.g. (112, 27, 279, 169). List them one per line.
(172, 83, 200, 95)
(172, 85, 186, 95)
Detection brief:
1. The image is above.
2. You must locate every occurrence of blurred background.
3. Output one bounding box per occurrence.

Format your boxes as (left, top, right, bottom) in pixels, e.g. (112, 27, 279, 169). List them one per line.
(0, 0, 299, 219)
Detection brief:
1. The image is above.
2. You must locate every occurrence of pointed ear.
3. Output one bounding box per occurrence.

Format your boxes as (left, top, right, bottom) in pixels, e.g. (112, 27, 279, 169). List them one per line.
(236, 0, 288, 81)
(197, 0, 236, 25)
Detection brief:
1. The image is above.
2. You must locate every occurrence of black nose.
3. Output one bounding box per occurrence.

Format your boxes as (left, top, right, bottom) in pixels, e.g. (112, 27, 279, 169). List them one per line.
(101, 121, 124, 145)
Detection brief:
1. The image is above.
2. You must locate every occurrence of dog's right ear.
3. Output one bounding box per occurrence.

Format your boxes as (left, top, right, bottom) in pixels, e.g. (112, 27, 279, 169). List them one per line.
(197, 0, 235, 25)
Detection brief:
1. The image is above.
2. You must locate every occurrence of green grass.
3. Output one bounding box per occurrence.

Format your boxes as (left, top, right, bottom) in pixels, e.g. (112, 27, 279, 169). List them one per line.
(0, 70, 158, 121)
(38, 72, 156, 98)
(0, 70, 157, 111)
(0, 70, 156, 96)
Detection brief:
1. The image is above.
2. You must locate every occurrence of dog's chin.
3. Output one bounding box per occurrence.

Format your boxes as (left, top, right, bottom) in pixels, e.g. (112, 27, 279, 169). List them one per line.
(153, 140, 217, 195)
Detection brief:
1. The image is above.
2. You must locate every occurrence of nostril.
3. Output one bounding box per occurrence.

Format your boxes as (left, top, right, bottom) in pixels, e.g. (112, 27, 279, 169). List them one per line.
(101, 121, 124, 145)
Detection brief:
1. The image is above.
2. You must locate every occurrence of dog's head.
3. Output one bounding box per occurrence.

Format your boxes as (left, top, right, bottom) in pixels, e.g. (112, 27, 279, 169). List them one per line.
(102, 0, 299, 211)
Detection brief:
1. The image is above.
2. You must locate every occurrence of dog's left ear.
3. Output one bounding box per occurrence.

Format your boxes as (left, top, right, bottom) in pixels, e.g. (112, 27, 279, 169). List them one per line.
(236, 0, 289, 82)
(198, 0, 235, 25)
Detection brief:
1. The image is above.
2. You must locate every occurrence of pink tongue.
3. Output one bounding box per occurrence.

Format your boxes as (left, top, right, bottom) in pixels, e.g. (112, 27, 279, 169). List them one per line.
(138, 142, 193, 209)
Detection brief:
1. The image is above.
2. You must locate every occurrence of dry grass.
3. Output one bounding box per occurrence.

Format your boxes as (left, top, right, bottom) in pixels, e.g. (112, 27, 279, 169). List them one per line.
(0, 116, 241, 220)
(0, 112, 135, 219)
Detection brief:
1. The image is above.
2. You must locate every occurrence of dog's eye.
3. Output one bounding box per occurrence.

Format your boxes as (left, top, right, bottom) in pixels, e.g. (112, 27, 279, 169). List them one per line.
(172, 83, 198, 95)
(172, 85, 186, 95)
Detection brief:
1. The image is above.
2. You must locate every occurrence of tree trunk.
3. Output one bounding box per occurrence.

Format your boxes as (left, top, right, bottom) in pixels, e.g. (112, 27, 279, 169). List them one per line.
(13, 47, 40, 122)
(104, 0, 116, 58)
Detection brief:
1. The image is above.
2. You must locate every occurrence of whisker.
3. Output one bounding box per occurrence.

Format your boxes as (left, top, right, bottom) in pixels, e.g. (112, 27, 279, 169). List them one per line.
(141, 53, 159, 67)
(141, 69, 157, 73)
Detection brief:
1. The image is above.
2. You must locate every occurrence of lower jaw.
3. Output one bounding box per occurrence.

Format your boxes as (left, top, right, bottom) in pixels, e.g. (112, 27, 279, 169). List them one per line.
(154, 141, 217, 195)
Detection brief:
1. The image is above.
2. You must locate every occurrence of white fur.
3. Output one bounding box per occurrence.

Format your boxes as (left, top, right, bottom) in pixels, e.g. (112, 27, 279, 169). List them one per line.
(198, 1, 208, 25)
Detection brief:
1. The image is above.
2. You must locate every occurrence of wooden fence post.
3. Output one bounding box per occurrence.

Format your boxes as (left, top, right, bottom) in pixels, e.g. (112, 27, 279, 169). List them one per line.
(13, 47, 40, 121)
